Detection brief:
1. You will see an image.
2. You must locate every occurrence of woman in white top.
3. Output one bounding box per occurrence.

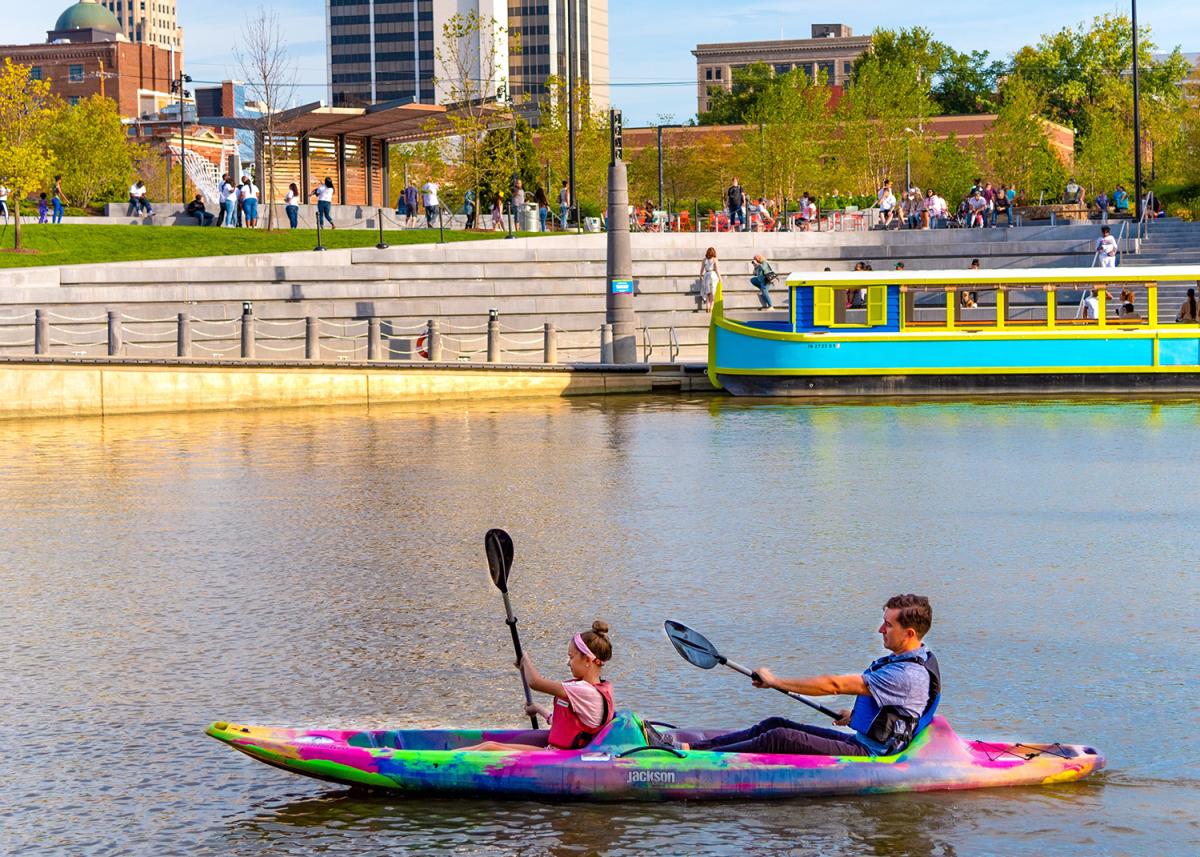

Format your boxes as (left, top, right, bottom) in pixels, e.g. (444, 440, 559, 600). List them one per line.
(240, 179, 260, 227)
(0, 184, 8, 220)
(311, 177, 335, 228)
(700, 247, 719, 313)
(283, 183, 300, 229)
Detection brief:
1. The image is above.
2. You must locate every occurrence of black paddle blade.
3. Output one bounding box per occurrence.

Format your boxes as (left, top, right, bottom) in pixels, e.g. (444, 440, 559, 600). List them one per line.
(664, 620, 722, 670)
(484, 528, 514, 592)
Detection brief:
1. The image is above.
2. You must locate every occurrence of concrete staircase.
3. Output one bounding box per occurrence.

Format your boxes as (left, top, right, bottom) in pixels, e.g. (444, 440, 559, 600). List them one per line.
(0, 226, 1134, 364)
(1122, 217, 1200, 312)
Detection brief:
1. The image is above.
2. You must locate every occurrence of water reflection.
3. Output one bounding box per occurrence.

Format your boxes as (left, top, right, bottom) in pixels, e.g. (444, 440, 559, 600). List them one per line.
(2, 395, 1198, 855)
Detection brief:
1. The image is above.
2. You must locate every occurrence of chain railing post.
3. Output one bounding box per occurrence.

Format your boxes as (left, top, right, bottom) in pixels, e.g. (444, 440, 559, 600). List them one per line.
(600, 322, 613, 363)
(107, 310, 122, 356)
(487, 310, 500, 363)
(34, 309, 48, 355)
(177, 311, 190, 357)
(240, 303, 255, 359)
(543, 322, 557, 364)
(367, 316, 381, 360)
(305, 315, 318, 359)
(427, 319, 442, 361)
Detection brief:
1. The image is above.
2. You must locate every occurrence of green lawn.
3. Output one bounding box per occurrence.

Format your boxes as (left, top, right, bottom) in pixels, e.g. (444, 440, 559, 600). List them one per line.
(0, 224, 544, 269)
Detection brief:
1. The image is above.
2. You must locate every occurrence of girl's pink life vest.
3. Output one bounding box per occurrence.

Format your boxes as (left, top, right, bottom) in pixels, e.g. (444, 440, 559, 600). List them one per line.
(546, 680, 615, 750)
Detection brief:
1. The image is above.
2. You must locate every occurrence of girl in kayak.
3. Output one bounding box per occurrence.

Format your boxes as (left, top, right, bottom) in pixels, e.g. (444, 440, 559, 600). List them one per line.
(465, 621, 615, 751)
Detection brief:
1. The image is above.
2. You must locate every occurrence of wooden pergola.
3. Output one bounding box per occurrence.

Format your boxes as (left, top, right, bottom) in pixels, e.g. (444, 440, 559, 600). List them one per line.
(201, 100, 468, 208)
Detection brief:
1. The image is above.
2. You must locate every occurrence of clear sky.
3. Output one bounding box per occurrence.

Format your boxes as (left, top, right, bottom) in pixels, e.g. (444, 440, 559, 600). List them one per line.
(13, 1, 1200, 125)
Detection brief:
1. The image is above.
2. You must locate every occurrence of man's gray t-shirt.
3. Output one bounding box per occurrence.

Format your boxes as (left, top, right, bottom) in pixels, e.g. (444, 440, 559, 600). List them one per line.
(854, 645, 933, 753)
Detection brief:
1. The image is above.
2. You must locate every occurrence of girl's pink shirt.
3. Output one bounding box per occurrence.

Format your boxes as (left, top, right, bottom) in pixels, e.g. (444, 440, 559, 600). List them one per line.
(558, 680, 606, 728)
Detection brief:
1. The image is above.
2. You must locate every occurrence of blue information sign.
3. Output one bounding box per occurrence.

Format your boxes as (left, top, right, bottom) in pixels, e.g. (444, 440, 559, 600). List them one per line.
(611, 279, 634, 294)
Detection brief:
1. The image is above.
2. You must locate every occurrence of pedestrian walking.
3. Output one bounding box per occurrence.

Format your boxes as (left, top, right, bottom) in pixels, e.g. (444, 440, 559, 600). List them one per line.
(535, 186, 550, 232)
(284, 182, 300, 229)
(422, 179, 439, 228)
(463, 188, 477, 229)
(0, 183, 10, 222)
(215, 173, 230, 227)
(403, 182, 418, 227)
(312, 177, 336, 229)
(558, 180, 570, 230)
(51, 175, 64, 224)
(512, 179, 526, 230)
(37, 192, 49, 223)
(750, 254, 777, 310)
(727, 178, 746, 232)
(699, 247, 720, 313)
(1096, 226, 1118, 268)
(491, 195, 504, 230)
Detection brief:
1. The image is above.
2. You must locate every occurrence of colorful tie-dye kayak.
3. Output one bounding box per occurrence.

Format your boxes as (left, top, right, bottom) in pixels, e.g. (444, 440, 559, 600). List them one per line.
(206, 710, 1104, 800)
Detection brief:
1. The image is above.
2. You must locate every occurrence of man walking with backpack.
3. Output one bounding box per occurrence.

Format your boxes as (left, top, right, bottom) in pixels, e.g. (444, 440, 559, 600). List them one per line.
(750, 254, 777, 309)
(727, 178, 746, 232)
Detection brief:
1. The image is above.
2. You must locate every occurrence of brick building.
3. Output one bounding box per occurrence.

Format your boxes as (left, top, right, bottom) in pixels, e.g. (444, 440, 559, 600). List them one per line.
(693, 25, 872, 115)
(0, 0, 178, 118)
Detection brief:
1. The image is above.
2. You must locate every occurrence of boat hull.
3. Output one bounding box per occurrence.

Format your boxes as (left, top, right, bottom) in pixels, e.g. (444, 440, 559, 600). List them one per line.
(717, 369, 1200, 397)
(207, 712, 1104, 801)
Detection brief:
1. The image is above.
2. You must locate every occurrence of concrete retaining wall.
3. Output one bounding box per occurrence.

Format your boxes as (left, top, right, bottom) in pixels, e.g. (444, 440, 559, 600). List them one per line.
(0, 228, 1110, 363)
(0, 358, 702, 420)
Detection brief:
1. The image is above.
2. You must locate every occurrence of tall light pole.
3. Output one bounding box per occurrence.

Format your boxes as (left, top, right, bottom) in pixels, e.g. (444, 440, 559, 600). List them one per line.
(656, 123, 683, 214)
(903, 126, 920, 192)
(171, 73, 192, 207)
(566, 0, 578, 232)
(1131, 0, 1144, 219)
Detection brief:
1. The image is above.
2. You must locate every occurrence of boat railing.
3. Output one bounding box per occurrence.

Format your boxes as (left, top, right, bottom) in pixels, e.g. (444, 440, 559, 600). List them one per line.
(898, 282, 1157, 330)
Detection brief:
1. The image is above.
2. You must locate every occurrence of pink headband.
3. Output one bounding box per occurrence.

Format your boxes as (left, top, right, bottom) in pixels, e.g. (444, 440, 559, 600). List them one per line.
(573, 633, 600, 663)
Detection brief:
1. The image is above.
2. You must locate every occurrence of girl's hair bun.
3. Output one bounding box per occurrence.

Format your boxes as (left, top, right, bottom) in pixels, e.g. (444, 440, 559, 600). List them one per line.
(591, 620, 610, 635)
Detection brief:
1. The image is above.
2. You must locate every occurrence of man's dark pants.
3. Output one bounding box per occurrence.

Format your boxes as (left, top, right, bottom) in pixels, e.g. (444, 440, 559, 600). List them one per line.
(692, 716, 865, 755)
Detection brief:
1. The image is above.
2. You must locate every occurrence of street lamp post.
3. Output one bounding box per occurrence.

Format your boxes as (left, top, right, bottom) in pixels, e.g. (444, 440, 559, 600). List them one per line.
(1132, 0, 1144, 220)
(171, 73, 192, 207)
(566, 0, 578, 232)
(656, 123, 683, 216)
(903, 126, 920, 193)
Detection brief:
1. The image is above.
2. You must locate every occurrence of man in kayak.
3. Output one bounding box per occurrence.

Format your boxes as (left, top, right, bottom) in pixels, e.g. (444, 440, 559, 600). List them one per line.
(685, 594, 940, 756)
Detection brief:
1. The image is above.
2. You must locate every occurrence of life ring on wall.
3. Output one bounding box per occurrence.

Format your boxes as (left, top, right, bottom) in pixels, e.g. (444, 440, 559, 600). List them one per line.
(416, 333, 429, 359)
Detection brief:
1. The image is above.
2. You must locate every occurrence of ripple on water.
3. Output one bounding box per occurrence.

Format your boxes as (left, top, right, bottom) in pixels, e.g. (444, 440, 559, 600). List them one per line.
(1, 396, 1198, 855)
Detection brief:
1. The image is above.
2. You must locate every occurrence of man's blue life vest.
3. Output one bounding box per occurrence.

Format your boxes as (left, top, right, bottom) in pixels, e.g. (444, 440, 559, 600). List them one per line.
(848, 648, 941, 754)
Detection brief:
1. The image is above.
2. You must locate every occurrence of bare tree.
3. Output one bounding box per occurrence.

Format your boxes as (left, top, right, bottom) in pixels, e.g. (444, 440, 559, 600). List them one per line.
(235, 7, 296, 231)
(436, 12, 515, 220)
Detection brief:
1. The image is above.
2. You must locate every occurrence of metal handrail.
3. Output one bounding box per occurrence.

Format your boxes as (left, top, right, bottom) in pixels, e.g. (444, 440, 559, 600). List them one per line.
(1137, 190, 1156, 241)
(641, 325, 681, 363)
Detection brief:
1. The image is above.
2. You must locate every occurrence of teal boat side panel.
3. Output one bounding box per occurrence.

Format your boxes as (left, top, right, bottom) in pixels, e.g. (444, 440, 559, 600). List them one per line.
(1159, 338, 1200, 365)
(715, 325, 1163, 371)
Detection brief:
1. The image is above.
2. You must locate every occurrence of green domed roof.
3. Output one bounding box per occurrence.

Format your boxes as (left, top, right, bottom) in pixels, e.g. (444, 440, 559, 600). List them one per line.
(54, 1, 120, 33)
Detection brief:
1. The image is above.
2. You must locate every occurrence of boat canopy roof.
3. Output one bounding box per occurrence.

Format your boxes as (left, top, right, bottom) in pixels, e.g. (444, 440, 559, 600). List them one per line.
(785, 265, 1200, 289)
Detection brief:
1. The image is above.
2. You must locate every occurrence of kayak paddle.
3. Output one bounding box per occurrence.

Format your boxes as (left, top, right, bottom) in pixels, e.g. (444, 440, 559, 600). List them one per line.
(485, 528, 539, 729)
(664, 620, 842, 720)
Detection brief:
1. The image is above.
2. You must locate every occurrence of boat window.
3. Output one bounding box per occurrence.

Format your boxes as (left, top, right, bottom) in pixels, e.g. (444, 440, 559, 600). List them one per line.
(812, 286, 887, 328)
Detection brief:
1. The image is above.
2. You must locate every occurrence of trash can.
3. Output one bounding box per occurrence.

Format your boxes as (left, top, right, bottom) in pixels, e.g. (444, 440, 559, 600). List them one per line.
(522, 203, 538, 232)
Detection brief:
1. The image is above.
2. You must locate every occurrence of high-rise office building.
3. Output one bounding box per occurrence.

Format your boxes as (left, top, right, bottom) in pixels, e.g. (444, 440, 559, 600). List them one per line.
(98, 0, 182, 50)
(326, 0, 608, 121)
(508, 0, 608, 116)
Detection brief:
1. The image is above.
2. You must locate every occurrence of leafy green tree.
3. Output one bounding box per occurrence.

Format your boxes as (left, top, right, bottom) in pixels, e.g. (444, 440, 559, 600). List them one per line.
(0, 58, 59, 250)
(1012, 14, 1191, 134)
(831, 54, 935, 193)
(1074, 80, 1135, 196)
(534, 75, 609, 216)
(698, 63, 782, 126)
(924, 135, 979, 207)
(48, 95, 139, 208)
(739, 69, 833, 202)
(983, 76, 1067, 202)
(935, 49, 1006, 114)
(858, 27, 948, 88)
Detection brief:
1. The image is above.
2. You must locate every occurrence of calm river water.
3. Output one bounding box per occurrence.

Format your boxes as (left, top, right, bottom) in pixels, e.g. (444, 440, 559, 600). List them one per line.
(2, 395, 1197, 856)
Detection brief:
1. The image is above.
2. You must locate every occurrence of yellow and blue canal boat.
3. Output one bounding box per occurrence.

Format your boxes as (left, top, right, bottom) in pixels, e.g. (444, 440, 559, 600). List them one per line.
(709, 266, 1200, 396)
